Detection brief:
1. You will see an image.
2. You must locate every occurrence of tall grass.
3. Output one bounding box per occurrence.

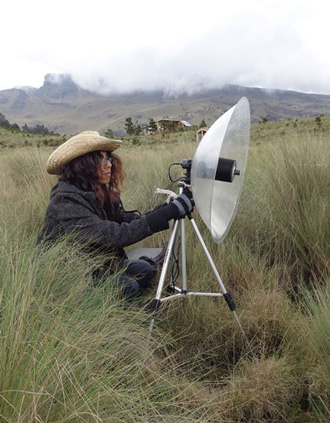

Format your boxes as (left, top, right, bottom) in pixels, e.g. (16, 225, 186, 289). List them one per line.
(1, 125, 329, 423)
(302, 282, 330, 420)
(235, 132, 330, 289)
(0, 239, 208, 422)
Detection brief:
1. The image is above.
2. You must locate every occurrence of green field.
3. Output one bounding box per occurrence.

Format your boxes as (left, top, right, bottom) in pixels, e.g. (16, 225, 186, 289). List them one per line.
(0, 119, 329, 422)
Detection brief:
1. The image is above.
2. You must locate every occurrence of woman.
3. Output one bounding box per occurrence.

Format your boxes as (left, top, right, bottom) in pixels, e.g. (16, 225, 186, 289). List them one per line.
(37, 131, 193, 296)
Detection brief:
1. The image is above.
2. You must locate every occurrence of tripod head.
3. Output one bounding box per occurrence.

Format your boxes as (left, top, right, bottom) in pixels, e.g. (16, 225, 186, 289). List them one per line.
(168, 159, 192, 186)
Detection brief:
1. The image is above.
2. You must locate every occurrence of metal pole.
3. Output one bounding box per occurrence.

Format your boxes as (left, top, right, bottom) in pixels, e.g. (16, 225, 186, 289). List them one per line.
(189, 218, 254, 355)
(148, 218, 180, 341)
(180, 218, 187, 292)
(189, 218, 228, 294)
(155, 219, 180, 299)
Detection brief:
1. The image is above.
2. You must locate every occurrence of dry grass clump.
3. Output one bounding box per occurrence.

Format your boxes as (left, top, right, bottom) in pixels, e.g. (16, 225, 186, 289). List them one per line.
(241, 287, 295, 355)
(225, 357, 299, 422)
(161, 278, 296, 381)
(157, 232, 296, 371)
(301, 282, 330, 419)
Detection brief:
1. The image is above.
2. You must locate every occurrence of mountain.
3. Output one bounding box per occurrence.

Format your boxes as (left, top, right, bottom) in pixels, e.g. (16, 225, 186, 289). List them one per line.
(1, 74, 330, 135)
(14, 86, 38, 95)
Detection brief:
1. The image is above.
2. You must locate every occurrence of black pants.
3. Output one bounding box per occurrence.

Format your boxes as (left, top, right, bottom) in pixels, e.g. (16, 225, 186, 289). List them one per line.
(118, 257, 157, 296)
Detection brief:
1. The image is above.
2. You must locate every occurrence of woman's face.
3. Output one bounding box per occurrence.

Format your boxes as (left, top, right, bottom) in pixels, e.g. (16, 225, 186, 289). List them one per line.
(97, 151, 112, 185)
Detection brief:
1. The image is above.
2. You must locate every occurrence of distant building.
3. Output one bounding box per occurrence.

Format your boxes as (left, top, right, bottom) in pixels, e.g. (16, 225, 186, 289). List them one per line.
(196, 127, 208, 143)
(156, 119, 192, 132)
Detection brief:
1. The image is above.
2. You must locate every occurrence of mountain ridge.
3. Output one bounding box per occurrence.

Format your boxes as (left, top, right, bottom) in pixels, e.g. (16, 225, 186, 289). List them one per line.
(1, 74, 330, 135)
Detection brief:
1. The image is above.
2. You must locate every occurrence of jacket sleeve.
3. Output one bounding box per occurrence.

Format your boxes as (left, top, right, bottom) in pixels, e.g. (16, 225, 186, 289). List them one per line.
(116, 201, 141, 223)
(52, 193, 169, 248)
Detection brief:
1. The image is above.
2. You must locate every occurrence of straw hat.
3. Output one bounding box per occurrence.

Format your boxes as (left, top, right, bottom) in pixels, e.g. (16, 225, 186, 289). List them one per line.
(46, 130, 122, 174)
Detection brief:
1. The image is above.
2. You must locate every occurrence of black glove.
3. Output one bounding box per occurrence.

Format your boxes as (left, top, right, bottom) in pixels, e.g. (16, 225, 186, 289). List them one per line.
(182, 187, 195, 207)
(144, 189, 194, 233)
(164, 191, 194, 221)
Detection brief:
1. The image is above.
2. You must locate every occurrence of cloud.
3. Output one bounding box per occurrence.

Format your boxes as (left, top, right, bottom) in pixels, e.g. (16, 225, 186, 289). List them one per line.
(69, 6, 326, 96)
(2, 0, 330, 94)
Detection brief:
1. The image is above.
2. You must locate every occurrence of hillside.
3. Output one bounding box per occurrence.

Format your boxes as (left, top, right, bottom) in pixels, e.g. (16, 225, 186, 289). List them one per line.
(1, 74, 330, 135)
(1, 113, 330, 151)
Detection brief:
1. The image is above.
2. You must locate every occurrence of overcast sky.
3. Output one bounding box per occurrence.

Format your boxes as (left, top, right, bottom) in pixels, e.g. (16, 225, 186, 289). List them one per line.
(2, 0, 330, 95)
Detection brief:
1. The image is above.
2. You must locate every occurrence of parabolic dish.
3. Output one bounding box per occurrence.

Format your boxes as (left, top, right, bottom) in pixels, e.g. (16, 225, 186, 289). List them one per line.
(191, 97, 250, 243)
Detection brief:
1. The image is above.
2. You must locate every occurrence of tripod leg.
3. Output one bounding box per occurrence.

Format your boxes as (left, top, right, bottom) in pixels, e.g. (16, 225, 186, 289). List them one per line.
(189, 217, 254, 355)
(149, 219, 180, 311)
(169, 219, 181, 289)
(189, 218, 233, 305)
(148, 219, 180, 341)
(180, 218, 188, 293)
(175, 185, 188, 293)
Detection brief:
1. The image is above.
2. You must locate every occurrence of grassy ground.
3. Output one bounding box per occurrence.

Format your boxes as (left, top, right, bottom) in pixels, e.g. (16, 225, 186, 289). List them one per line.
(0, 127, 67, 149)
(0, 121, 329, 422)
(1, 113, 330, 149)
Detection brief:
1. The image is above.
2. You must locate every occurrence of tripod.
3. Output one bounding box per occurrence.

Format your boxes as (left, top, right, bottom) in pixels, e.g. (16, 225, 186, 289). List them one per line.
(148, 182, 251, 348)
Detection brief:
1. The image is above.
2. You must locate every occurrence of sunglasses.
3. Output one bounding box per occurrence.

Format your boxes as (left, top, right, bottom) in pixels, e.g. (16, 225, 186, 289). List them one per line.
(100, 155, 115, 166)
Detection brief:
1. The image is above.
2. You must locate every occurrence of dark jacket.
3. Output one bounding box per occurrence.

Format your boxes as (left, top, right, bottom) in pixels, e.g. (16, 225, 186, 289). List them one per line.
(37, 181, 170, 260)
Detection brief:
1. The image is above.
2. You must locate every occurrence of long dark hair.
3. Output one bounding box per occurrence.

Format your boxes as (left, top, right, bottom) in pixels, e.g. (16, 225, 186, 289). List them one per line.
(60, 151, 125, 219)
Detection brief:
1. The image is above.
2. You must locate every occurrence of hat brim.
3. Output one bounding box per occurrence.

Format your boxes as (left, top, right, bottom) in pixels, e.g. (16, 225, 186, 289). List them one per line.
(46, 131, 122, 175)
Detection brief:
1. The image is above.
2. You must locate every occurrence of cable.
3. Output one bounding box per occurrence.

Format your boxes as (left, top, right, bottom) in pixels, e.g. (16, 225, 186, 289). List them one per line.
(168, 163, 185, 183)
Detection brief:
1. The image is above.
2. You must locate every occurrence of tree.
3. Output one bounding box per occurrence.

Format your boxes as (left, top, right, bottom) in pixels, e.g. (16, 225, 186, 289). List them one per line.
(199, 119, 207, 128)
(134, 124, 142, 136)
(0, 113, 21, 131)
(125, 117, 135, 136)
(315, 116, 322, 126)
(11, 123, 20, 131)
(21, 123, 57, 135)
(0, 113, 12, 129)
(148, 118, 158, 133)
(105, 128, 113, 138)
